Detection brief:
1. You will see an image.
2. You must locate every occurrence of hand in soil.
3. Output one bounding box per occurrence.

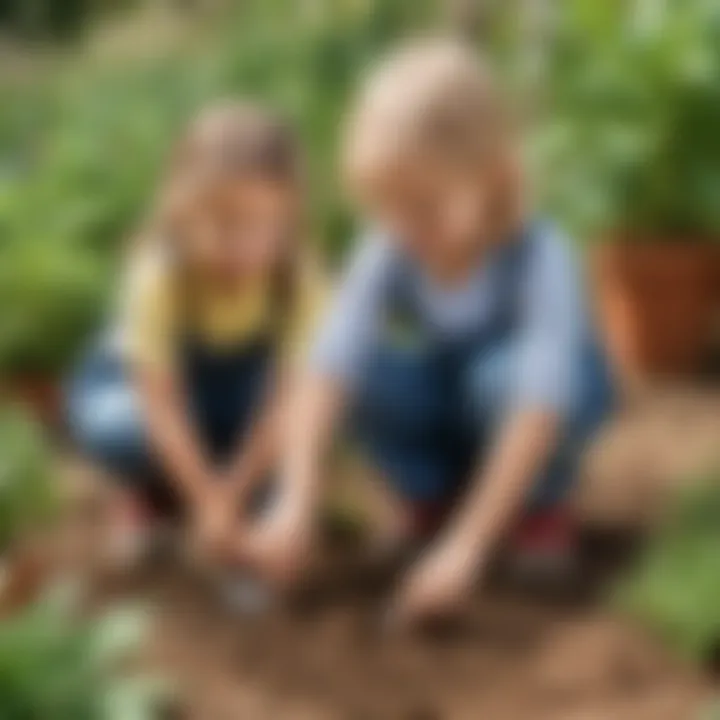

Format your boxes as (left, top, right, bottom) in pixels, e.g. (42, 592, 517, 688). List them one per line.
(244, 499, 314, 589)
(191, 485, 238, 563)
(388, 536, 478, 629)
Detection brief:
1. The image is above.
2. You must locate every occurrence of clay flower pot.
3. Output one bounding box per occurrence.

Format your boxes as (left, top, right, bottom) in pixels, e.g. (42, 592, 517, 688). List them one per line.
(592, 240, 720, 380)
(0, 375, 63, 429)
(0, 546, 49, 617)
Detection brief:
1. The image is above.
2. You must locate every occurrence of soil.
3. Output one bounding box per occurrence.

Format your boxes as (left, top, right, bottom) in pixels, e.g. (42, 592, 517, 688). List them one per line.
(128, 539, 709, 720)
(577, 384, 720, 527)
(59, 385, 720, 719)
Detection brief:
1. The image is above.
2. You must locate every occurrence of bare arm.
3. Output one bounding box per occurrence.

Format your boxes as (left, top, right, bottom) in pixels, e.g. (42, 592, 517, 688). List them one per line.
(447, 230, 582, 562)
(390, 408, 562, 624)
(226, 255, 332, 504)
(226, 361, 347, 508)
(442, 409, 560, 569)
(135, 366, 214, 506)
(278, 372, 346, 512)
(246, 236, 392, 582)
(224, 368, 291, 506)
(392, 229, 586, 623)
(243, 371, 346, 584)
(120, 247, 216, 506)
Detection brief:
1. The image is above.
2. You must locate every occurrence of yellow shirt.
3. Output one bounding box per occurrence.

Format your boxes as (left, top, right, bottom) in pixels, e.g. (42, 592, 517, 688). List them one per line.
(119, 245, 326, 371)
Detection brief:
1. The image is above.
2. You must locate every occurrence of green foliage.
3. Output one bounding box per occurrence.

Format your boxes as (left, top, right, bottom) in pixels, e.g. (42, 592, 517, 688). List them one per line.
(10, 0, 718, 371)
(536, 0, 720, 237)
(0, 0, 436, 373)
(699, 699, 720, 720)
(616, 472, 720, 662)
(0, 406, 55, 553)
(0, 587, 162, 719)
(0, 0, 127, 40)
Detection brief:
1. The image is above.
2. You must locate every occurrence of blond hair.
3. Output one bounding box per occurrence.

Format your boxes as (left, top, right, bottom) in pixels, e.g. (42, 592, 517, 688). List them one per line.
(343, 38, 507, 195)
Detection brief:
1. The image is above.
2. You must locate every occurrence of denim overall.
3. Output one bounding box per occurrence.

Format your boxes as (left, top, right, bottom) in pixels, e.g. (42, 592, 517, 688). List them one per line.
(67, 333, 274, 514)
(351, 230, 614, 509)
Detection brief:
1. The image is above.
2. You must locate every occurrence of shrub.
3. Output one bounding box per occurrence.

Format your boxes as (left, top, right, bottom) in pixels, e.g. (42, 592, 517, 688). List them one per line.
(0, 587, 161, 719)
(0, 406, 55, 553)
(616, 472, 720, 662)
(0, 0, 436, 374)
(0, 0, 130, 40)
(535, 0, 720, 236)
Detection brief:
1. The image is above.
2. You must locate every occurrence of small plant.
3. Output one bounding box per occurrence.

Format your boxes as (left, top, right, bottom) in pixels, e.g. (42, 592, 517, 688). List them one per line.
(616, 471, 720, 662)
(0, 405, 55, 553)
(0, 586, 163, 719)
(536, 0, 720, 236)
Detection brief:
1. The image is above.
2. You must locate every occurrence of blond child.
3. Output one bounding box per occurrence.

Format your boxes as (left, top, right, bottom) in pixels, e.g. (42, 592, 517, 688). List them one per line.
(67, 102, 323, 568)
(249, 40, 614, 625)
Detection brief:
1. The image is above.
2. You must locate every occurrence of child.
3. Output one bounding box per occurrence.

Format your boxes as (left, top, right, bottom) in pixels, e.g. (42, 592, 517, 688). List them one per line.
(248, 40, 614, 625)
(67, 102, 323, 568)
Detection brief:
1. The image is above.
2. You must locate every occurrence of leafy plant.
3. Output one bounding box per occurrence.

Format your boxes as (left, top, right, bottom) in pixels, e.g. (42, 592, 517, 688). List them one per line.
(0, 405, 55, 553)
(0, 586, 163, 719)
(0, 0, 438, 373)
(616, 471, 720, 662)
(0, 0, 132, 40)
(535, 0, 720, 237)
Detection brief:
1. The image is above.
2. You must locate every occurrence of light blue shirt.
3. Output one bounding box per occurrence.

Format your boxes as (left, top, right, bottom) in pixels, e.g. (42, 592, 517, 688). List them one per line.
(311, 222, 588, 414)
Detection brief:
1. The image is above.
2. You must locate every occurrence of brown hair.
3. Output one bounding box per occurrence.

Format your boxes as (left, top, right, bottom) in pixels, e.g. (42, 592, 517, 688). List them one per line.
(141, 100, 304, 325)
(167, 101, 301, 191)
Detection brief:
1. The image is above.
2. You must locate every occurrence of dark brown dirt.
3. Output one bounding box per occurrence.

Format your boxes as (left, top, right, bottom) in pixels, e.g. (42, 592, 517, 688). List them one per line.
(132, 535, 710, 720)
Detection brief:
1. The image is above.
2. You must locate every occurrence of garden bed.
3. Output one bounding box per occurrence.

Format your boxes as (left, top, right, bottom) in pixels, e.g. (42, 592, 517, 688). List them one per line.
(73, 385, 720, 720)
(125, 531, 708, 720)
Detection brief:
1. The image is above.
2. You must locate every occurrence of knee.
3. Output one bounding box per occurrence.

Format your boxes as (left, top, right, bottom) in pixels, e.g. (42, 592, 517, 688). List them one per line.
(68, 384, 148, 475)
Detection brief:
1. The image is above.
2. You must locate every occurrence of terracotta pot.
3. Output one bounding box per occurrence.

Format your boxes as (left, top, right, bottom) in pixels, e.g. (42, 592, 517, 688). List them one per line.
(0, 548, 48, 617)
(592, 241, 720, 380)
(1, 375, 63, 428)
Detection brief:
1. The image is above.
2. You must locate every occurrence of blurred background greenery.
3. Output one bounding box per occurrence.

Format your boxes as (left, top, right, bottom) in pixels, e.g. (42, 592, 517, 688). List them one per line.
(0, 0, 719, 374)
(1, 1, 720, 703)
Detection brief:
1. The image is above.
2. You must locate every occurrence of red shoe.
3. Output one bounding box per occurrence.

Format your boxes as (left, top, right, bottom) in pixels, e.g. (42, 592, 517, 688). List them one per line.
(509, 506, 578, 579)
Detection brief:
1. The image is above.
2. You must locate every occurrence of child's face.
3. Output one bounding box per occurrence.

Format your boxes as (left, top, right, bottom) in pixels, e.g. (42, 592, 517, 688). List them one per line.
(365, 154, 519, 270)
(182, 178, 296, 284)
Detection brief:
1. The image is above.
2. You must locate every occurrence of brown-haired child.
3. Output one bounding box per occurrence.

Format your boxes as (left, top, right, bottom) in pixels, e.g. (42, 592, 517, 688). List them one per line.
(68, 102, 324, 576)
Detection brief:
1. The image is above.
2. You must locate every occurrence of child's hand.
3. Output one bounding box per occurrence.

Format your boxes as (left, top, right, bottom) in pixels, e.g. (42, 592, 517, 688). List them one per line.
(191, 484, 237, 562)
(388, 535, 483, 628)
(245, 497, 314, 588)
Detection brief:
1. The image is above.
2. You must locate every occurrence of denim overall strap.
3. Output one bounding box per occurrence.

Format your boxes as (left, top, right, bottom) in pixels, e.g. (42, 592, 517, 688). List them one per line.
(461, 224, 616, 437)
(383, 239, 528, 353)
(350, 235, 535, 502)
(351, 255, 471, 500)
(180, 334, 275, 460)
(430, 231, 532, 463)
(355, 256, 458, 439)
(472, 229, 531, 348)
